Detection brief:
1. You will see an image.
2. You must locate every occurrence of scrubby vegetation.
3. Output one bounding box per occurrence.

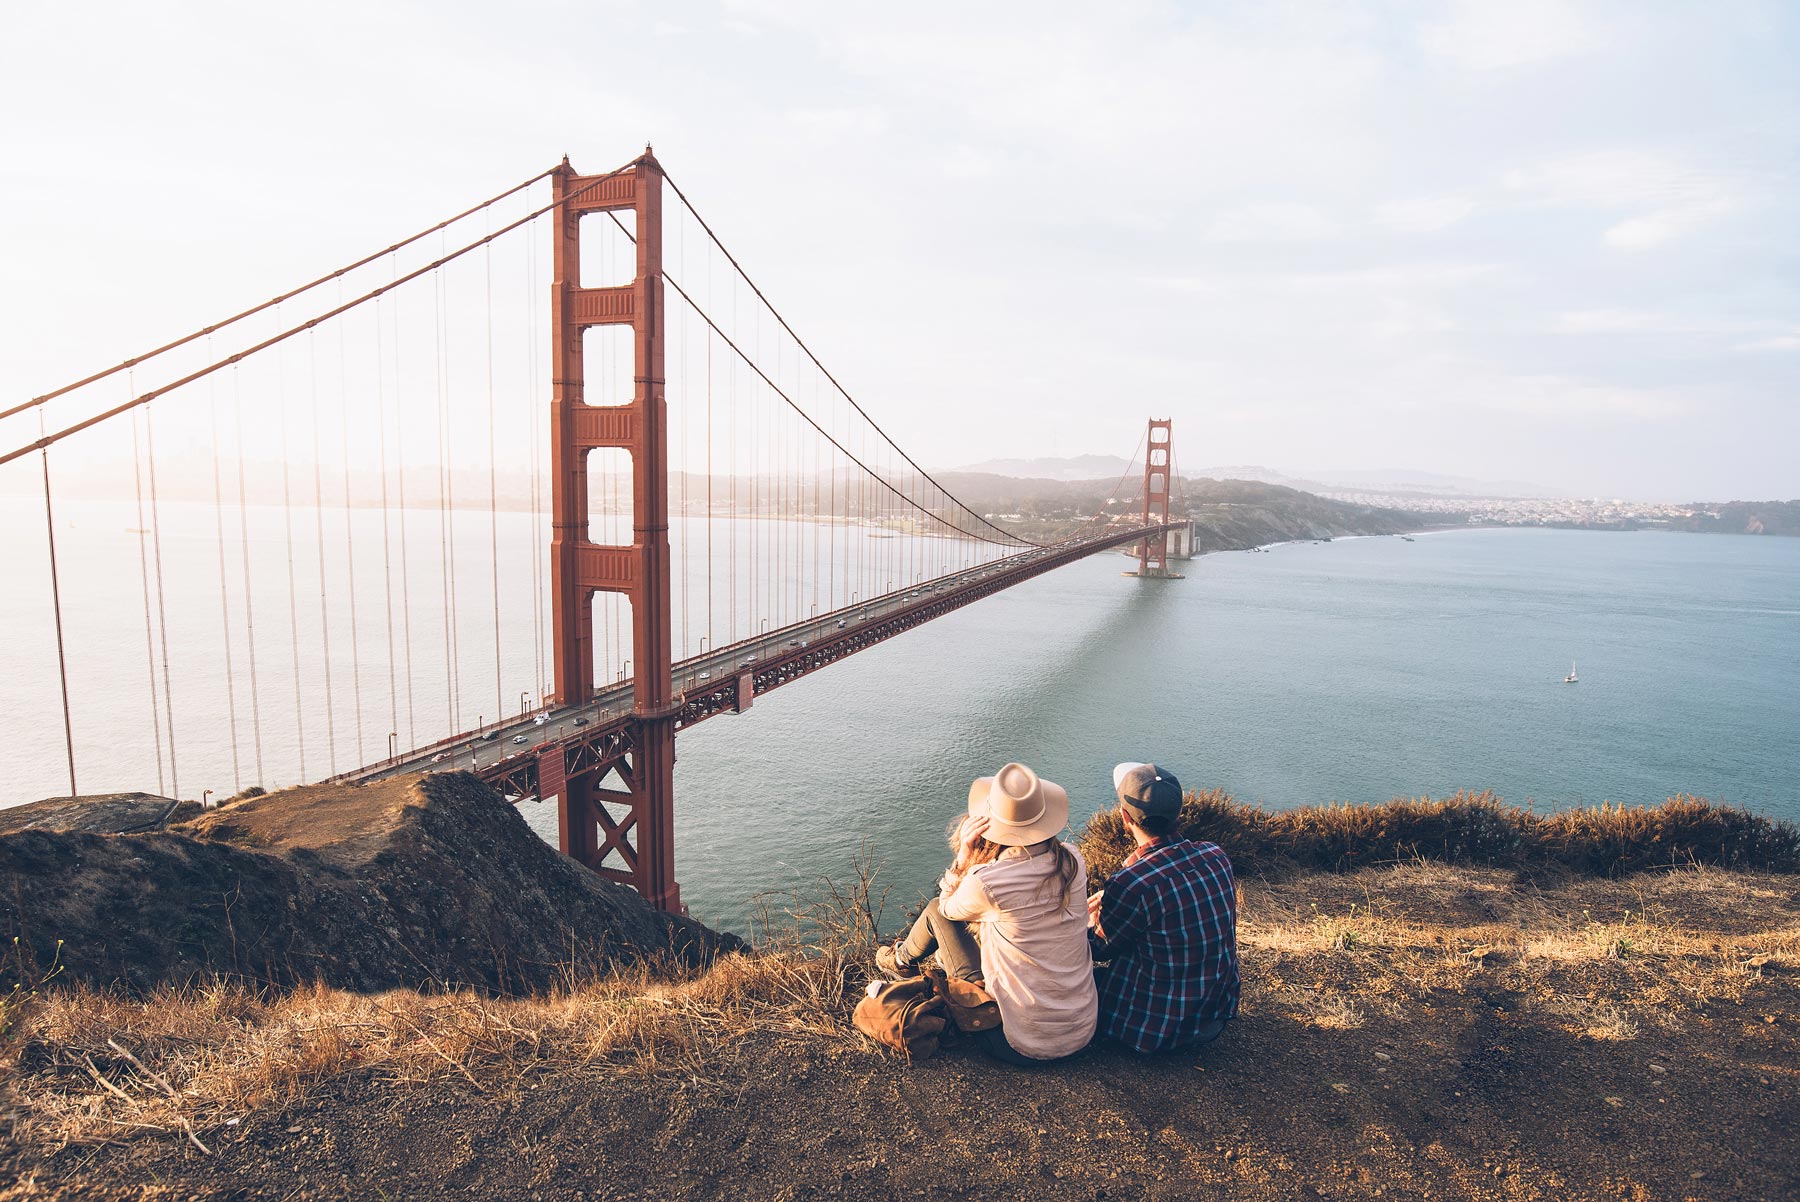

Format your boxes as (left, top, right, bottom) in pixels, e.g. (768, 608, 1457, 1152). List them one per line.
(1079, 789, 1800, 885)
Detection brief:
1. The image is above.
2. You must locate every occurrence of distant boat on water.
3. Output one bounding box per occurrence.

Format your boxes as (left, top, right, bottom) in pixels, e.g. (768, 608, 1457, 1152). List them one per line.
(1564, 660, 1578, 684)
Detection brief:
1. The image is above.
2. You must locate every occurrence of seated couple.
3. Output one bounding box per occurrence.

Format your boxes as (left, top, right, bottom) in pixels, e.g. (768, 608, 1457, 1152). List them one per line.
(875, 760, 1239, 1063)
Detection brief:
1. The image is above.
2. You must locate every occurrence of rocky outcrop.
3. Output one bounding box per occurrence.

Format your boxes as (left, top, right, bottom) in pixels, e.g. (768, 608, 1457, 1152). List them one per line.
(0, 773, 738, 995)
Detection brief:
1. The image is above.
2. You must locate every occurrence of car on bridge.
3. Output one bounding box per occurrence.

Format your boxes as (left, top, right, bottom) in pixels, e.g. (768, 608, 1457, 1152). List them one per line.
(512, 735, 528, 744)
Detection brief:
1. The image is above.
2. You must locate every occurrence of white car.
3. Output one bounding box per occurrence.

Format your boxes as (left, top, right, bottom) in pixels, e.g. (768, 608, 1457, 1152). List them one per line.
(534, 713, 549, 725)
(512, 735, 528, 745)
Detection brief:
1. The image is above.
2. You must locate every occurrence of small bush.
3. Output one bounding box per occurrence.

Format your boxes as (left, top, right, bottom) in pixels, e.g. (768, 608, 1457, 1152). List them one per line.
(1079, 789, 1800, 887)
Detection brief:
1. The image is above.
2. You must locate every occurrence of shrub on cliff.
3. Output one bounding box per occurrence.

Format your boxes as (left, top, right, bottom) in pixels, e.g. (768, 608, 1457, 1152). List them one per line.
(1078, 789, 1800, 886)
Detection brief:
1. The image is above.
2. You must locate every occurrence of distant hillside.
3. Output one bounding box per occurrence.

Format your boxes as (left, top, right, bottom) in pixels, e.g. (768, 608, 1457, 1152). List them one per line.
(1666, 500, 1800, 537)
(942, 456, 1554, 499)
(935, 472, 1429, 546)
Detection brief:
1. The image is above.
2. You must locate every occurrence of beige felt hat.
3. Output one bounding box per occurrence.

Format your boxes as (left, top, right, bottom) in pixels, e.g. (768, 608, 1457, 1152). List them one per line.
(966, 762, 1070, 847)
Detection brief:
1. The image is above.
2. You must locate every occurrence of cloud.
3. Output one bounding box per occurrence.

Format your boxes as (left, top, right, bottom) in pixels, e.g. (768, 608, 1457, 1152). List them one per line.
(1503, 149, 1743, 250)
(1374, 195, 1476, 234)
(1203, 202, 1338, 243)
(1733, 335, 1800, 353)
(1556, 309, 1669, 334)
(1419, 0, 1599, 70)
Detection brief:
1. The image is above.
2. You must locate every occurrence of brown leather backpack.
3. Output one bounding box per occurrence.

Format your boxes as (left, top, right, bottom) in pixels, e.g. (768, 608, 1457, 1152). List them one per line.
(853, 977, 947, 1059)
(854, 970, 1004, 1059)
(924, 966, 1002, 1033)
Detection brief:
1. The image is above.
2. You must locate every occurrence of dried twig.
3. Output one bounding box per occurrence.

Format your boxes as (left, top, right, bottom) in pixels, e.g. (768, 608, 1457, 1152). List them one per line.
(105, 1038, 213, 1155)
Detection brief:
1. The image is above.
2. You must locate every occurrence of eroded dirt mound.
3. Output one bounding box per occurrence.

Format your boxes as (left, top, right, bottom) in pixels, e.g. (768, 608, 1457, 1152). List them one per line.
(0, 773, 737, 994)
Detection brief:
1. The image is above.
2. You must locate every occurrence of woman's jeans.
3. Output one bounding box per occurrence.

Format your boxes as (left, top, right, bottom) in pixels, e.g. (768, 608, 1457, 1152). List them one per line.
(899, 897, 982, 982)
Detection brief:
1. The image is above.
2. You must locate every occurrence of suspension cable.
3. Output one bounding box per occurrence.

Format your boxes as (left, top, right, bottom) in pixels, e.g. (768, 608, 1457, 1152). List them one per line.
(4, 160, 638, 469)
(144, 400, 179, 799)
(207, 364, 242, 793)
(658, 168, 1034, 548)
(337, 281, 366, 764)
(38, 437, 76, 796)
(658, 269, 1026, 549)
(2, 168, 557, 425)
(129, 409, 166, 796)
(484, 236, 504, 726)
(278, 332, 308, 781)
(308, 329, 338, 775)
(232, 362, 266, 785)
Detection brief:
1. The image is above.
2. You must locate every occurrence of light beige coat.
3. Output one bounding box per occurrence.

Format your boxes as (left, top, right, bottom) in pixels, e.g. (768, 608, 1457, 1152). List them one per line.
(938, 841, 1098, 1059)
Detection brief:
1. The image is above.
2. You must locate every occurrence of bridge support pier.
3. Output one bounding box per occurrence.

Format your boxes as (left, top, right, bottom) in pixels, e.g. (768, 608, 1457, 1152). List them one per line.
(548, 149, 681, 912)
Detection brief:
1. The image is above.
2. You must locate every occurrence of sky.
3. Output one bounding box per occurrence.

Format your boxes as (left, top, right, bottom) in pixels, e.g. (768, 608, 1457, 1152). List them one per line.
(2, 0, 1796, 502)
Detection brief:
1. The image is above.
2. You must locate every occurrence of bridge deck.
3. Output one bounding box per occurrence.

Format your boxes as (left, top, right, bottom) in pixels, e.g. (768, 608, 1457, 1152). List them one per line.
(340, 521, 1183, 800)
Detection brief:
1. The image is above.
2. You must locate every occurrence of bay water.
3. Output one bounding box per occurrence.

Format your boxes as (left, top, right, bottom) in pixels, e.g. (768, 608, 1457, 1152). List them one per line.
(2, 497, 1794, 936)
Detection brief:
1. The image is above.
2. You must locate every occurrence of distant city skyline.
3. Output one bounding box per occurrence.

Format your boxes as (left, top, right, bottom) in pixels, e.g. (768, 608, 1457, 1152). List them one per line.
(2, 2, 1795, 503)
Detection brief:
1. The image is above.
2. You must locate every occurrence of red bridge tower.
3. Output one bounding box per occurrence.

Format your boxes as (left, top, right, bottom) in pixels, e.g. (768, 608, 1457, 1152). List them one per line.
(1134, 418, 1178, 578)
(547, 151, 681, 912)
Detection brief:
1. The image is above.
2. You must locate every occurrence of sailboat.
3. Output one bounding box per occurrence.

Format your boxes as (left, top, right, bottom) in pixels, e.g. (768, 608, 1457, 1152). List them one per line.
(1563, 660, 1578, 684)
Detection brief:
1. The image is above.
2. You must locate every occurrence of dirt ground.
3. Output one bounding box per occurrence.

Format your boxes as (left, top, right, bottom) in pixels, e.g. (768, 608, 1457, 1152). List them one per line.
(5, 864, 1796, 1201)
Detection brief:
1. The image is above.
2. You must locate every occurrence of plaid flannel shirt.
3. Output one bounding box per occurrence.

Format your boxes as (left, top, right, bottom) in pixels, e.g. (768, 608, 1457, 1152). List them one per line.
(1090, 837, 1240, 1053)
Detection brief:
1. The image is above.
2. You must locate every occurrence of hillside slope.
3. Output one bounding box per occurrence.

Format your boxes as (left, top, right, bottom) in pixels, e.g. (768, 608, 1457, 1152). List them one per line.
(0, 774, 736, 995)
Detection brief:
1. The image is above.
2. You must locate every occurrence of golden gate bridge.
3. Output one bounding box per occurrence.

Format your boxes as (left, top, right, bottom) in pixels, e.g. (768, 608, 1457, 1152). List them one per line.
(1, 149, 1182, 912)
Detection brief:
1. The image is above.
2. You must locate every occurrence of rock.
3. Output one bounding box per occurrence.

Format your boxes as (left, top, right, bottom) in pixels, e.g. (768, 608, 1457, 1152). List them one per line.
(1649, 1064, 1667, 1074)
(1, 772, 740, 995)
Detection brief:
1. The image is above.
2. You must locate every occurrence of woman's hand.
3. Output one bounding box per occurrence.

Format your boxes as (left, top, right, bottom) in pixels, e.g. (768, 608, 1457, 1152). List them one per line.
(1087, 890, 1106, 937)
(952, 814, 990, 870)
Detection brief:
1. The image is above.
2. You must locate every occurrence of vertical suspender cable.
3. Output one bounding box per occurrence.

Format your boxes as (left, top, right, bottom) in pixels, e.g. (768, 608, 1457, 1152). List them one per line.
(433, 249, 456, 732)
(392, 267, 418, 747)
(38, 437, 76, 797)
(679, 213, 689, 659)
(207, 363, 242, 793)
(129, 410, 166, 796)
(308, 332, 339, 774)
(526, 201, 545, 705)
(278, 337, 308, 781)
(375, 297, 400, 745)
(337, 285, 366, 763)
(143, 400, 179, 798)
(232, 364, 267, 785)
(484, 239, 503, 725)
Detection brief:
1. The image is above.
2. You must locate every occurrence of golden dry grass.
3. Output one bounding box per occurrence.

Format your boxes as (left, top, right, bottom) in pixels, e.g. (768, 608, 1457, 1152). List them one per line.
(2, 863, 892, 1158)
(7, 860, 1795, 1165)
(1081, 789, 1800, 884)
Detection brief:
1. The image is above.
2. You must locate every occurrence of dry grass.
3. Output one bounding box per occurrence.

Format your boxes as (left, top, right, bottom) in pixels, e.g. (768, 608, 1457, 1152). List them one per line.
(5, 851, 1796, 1166)
(1081, 789, 1800, 885)
(1237, 863, 1800, 1042)
(2, 855, 891, 1158)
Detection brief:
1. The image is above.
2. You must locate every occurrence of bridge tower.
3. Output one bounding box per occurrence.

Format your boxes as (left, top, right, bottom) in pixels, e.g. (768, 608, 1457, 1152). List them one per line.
(548, 150, 681, 912)
(1134, 418, 1177, 578)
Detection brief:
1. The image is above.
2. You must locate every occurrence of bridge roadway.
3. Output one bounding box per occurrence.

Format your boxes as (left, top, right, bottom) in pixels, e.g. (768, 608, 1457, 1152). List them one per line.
(338, 520, 1183, 799)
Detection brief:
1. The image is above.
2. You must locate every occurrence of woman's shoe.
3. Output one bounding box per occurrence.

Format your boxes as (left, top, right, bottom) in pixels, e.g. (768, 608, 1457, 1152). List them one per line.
(875, 942, 921, 980)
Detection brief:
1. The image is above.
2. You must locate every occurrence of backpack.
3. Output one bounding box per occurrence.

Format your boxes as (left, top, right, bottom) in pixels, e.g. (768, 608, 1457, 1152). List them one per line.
(853, 970, 1003, 1060)
(925, 966, 1002, 1034)
(853, 977, 947, 1059)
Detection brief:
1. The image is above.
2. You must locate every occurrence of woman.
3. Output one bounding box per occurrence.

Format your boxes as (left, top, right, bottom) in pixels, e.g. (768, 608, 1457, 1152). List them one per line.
(877, 762, 1098, 1063)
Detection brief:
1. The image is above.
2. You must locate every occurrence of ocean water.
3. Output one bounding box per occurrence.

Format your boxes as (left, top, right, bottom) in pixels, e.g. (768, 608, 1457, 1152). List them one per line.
(587, 528, 1800, 932)
(3, 500, 1795, 936)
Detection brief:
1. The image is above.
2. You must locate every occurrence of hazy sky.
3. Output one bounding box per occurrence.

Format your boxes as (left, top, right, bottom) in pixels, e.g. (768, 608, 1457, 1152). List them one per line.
(3, 1, 1796, 501)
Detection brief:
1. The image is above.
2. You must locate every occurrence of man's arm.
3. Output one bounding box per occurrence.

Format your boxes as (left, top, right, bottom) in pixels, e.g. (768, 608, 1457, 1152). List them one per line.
(1089, 875, 1150, 962)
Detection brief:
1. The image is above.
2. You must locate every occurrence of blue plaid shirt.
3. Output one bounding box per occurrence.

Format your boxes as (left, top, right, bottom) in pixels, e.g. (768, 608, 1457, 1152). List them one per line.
(1090, 838, 1239, 1053)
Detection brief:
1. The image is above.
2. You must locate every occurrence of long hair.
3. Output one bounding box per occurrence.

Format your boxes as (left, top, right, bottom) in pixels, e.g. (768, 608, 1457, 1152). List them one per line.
(944, 813, 1005, 870)
(1036, 839, 1081, 905)
(944, 815, 1078, 898)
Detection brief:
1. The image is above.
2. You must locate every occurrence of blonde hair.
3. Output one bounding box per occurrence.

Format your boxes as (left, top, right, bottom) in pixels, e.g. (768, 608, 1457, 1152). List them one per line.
(944, 812, 1005, 868)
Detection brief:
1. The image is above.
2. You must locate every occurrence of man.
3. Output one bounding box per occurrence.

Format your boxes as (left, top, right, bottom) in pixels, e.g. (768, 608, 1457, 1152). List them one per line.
(1088, 762, 1239, 1053)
